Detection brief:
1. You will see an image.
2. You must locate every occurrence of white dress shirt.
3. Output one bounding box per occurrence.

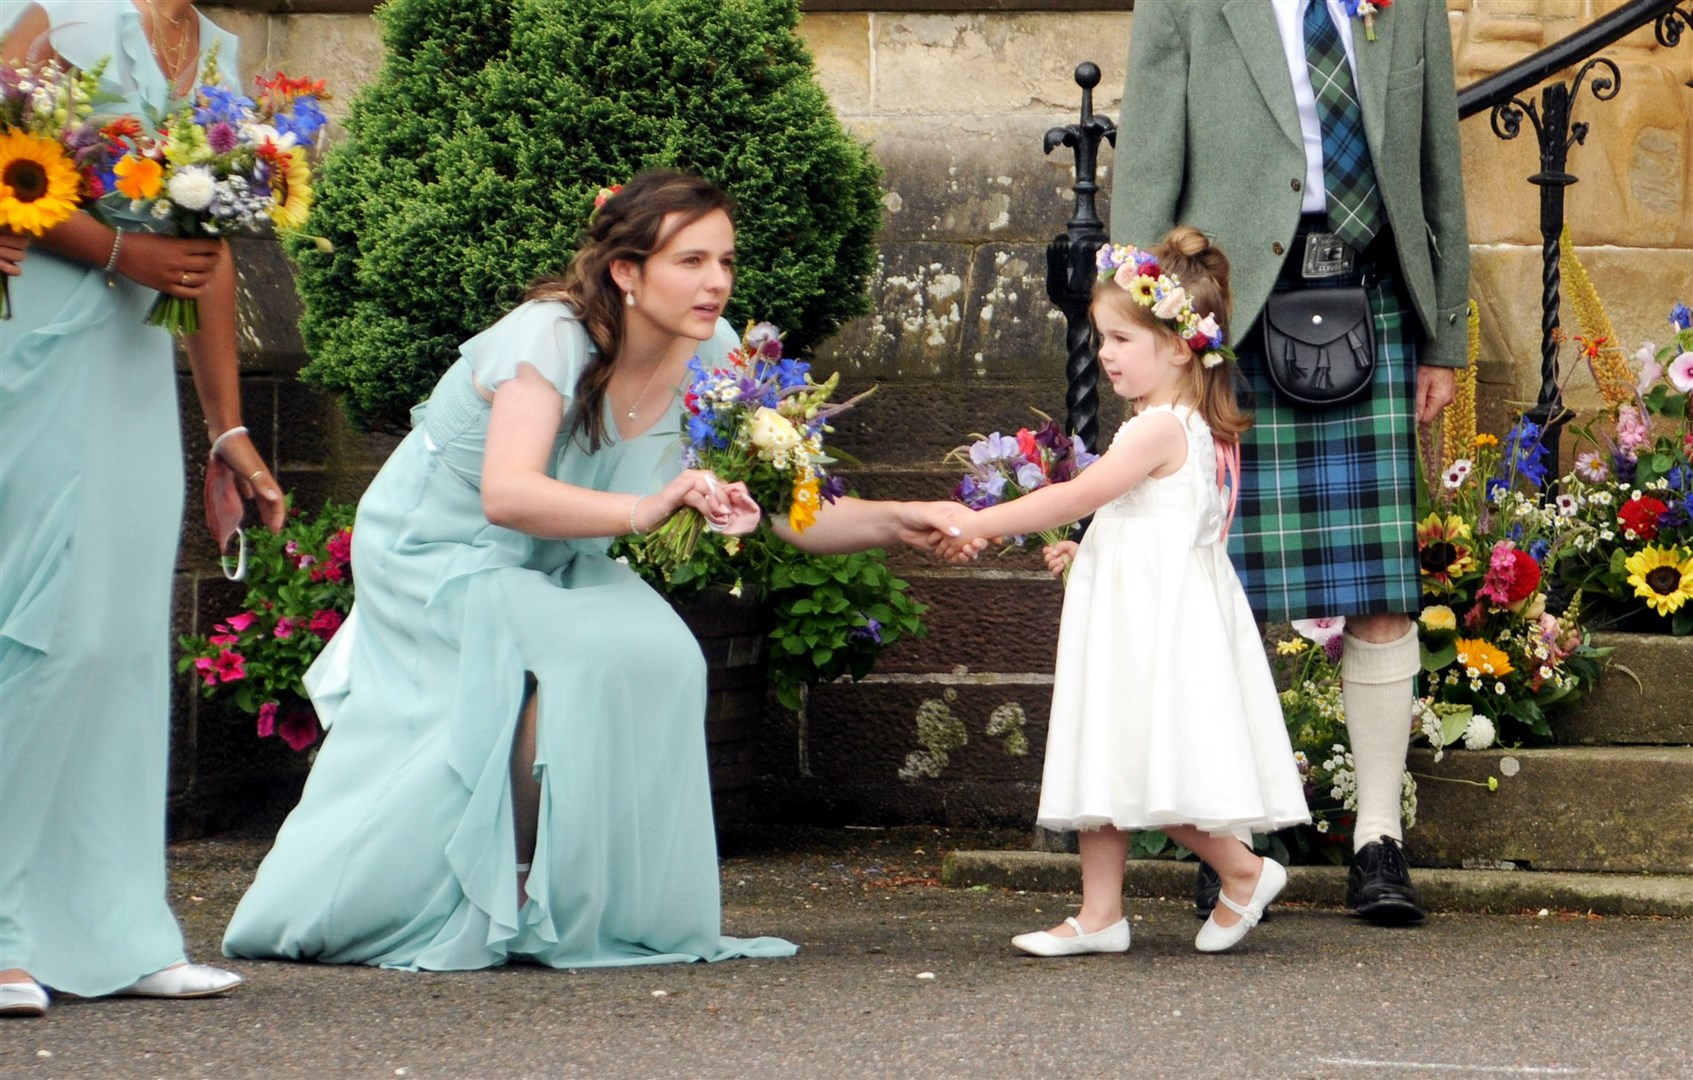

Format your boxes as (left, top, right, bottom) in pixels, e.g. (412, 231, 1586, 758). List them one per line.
(1271, 0, 1362, 214)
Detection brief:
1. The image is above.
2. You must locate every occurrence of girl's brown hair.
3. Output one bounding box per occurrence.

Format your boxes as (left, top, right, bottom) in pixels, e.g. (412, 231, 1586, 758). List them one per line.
(1093, 225, 1251, 442)
(526, 170, 736, 451)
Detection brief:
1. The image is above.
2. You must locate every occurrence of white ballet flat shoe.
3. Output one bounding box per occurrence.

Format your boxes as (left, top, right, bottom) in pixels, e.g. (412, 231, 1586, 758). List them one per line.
(0, 980, 49, 1017)
(1012, 916, 1131, 957)
(1195, 858, 1288, 953)
(115, 963, 244, 999)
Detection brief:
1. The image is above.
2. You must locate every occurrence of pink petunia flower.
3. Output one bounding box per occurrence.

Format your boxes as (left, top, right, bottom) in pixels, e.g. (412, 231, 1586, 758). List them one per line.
(194, 656, 218, 687)
(1635, 343, 1662, 395)
(213, 650, 246, 683)
(325, 528, 352, 566)
(274, 617, 295, 640)
(209, 633, 239, 646)
(308, 610, 343, 640)
(277, 707, 320, 752)
(227, 612, 257, 632)
(256, 700, 279, 738)
(1668, 352, 1693, 394)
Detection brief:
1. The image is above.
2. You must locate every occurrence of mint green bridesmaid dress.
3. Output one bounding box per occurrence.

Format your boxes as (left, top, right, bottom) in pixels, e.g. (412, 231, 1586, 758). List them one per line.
(0, 2, 242, 996)
(223, 301, 796, 969)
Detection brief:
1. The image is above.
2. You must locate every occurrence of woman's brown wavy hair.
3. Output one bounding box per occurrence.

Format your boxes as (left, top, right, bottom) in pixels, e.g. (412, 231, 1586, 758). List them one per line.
(1093, 225, 1251, 443)
(526, 170, 736, 451)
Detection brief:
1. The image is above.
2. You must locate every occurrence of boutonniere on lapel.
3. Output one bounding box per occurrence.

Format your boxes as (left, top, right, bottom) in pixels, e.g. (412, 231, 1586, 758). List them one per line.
(1342, 0, 1391, 42)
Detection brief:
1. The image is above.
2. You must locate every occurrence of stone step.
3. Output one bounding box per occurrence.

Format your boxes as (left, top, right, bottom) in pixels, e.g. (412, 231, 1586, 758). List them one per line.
(1556, 632, 1693, 745)
(1409, 746, 1693, 873)
(939, 849, 1693, 918)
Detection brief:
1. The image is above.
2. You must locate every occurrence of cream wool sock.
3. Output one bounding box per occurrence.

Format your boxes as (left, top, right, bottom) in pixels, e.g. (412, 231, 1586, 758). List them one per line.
(1340, 624, 1421, 851)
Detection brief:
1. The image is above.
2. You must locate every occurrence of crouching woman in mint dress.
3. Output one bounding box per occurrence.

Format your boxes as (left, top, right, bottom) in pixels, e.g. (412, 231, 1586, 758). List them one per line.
(1, 1, 284, 1018)
(224, 171, 960, 970)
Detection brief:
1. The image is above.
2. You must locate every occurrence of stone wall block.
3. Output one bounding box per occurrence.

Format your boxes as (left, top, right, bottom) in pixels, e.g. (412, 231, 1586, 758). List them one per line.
(230, 238, 309, 375)
(1561, 63, 1692, 247)
(882, 571, 1065, 675)
(848, 114, 1111, 245)
(800, 13, 872, 116)
(813, 242, 973, 378)
(870, 13, 1129, 117)
(1458, 114, 1546, 247)
(825, 379, 1066, 464)
(957, 243, 1072, 379)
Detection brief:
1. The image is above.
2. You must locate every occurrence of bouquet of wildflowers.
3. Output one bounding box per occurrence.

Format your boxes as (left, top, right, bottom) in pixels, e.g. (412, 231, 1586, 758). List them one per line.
(178, 502, 354, 752)
(945, 416, 1098, 549)
(636, 321, 861, 567)
(1556, 302, 1693, 630)
(104, 50, 328, 334)
(0, 56, 133, 316)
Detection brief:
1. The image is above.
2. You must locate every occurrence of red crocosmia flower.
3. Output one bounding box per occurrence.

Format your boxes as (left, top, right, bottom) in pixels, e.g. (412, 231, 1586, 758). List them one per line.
(227, 611, 257, 632)
(256, 700, 278, 738)
(1618, 495, 1668, 541)
(308, 610, 343, 640)
(1504, 548, 1541, 603)
(277, 707, 320, 752)
(101, 117, 143, 140)
(213, 650, 246, 683)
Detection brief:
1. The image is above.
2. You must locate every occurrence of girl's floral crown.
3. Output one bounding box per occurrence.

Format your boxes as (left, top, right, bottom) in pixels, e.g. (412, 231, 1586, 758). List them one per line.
(1095, 243, 1235, 369)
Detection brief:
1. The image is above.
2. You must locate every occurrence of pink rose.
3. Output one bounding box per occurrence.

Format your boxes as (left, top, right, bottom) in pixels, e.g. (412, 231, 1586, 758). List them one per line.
(1152, 286, 1188, 321)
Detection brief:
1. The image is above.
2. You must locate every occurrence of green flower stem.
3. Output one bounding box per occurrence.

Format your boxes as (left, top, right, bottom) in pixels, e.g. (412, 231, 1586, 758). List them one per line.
(644, 506, 706, 567)
(1410, 771, 1500, 792)
(146, 293, 200, 336)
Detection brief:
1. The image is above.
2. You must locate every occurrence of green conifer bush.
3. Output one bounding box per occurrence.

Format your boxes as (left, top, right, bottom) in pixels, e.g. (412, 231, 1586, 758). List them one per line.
(292, 0, 882, 431)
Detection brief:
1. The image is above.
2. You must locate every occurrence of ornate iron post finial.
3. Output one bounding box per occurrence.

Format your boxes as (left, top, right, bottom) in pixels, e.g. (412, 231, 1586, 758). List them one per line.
(1488, 57, 1620, 477)
(1045, 62, 1117, 459)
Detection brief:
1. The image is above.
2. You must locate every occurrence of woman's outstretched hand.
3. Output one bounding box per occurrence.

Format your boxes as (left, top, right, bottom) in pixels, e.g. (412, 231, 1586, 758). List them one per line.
(1041, 540, 1079, 580)
(0, 231, 27, 276)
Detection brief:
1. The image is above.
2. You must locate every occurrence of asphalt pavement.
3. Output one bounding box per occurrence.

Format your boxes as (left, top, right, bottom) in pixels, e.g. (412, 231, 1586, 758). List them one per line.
(2, 826, 1687, 1079)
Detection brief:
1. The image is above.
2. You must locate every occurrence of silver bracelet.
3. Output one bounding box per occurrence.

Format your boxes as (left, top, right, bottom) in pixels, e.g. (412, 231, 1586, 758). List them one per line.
(104, 229, 124, 286)
(208, 424, 249, 461)
(629, 494, 647, 536)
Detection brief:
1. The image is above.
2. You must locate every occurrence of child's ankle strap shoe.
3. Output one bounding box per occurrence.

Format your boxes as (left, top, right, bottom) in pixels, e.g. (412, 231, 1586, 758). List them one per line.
(1011, 916, 1131, 957)
(1195, 858, 1287, 953)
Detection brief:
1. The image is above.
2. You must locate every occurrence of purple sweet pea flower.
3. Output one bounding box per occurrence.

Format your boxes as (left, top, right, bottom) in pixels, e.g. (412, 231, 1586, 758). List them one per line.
(820, 474, 848, 504)
(970, 432, 1021, 467)
(1015, 462, 1046, 490)
(850, 616, 884, 646)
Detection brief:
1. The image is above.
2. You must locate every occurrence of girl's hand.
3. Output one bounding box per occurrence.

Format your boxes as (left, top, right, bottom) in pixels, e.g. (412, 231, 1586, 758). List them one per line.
(116, 232, 223, 298)
(0, 231, 27, 276)
(890, 500, 974, 555)
(213, 429, 287, 533)
(933, 508, 989, 563)
(1042, 540, 1079, 580)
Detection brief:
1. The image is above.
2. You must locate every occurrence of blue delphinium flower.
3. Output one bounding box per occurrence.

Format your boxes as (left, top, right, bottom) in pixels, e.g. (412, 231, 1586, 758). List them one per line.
(1660, 501, 1690, 531)
(1500, 417, 1549, 488)
(275, 98, 329, 144)
(1528, 538, 1551, 563)
(1671, 302, 1692, 332)
(194, 86, 254, 127)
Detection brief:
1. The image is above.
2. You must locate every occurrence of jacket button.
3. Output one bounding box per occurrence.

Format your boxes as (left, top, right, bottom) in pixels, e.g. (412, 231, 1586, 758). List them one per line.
(1272, 242, 1285, 255)
(1449, 313, 1459, 324)
(1291, 178, 1302, 192)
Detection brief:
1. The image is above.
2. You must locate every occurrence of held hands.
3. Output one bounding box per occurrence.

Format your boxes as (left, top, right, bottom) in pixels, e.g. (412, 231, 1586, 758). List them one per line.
(0, 231, 27, 276)
(117, 232, 223, 298)
(933, 507, 994, 564)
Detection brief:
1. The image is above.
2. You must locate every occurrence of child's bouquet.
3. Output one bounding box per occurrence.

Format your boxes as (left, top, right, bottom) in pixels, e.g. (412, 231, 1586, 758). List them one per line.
(0, 56, 130, 316)
(104, 50, 328, 334)
(639, 321, 863, 566)
(946, 415, 1098, 549)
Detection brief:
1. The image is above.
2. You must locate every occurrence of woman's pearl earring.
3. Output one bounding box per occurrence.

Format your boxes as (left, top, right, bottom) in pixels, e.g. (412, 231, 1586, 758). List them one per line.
(625, 291, 636, 308)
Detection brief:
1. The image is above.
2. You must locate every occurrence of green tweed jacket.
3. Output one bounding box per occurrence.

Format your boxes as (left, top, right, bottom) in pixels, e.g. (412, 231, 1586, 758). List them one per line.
(1110, 0, 1471, 367)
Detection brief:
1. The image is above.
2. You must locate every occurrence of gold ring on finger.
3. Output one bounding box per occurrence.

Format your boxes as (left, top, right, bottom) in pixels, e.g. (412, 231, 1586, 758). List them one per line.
(181, 272, 190, 286)
(248, 469, 264, 483)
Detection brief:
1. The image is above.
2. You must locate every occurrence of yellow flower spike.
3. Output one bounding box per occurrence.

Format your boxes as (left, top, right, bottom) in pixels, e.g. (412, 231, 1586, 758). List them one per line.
(0, 130, 82, 235)
(1623, 545, 1693, 616)
(1559, 225, 1635, 407)
(1443, 300, 1479, 469)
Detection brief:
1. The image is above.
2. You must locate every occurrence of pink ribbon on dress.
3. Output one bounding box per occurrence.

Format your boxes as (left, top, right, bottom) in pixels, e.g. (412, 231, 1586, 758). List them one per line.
(1214, 436, 1240, 543)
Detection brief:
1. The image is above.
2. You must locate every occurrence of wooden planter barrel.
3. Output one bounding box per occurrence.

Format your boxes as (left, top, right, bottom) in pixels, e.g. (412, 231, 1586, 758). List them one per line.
(669, 587, 773, 827)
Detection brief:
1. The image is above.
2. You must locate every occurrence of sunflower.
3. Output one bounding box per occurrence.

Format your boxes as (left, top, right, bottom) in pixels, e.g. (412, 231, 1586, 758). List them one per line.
(0, 130, 81, 235)
(113, 153, 163, 201)
(268, 146, 313, 231)
(1454, 638, 1513, 678)
(1624, 545, 1693, 616)
(1415, 513, 1476, 590)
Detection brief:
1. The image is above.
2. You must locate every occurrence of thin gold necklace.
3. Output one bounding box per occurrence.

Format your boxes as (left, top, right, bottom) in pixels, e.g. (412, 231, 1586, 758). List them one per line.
(621, 362, 668, 421)
(146, 2, 196, 86)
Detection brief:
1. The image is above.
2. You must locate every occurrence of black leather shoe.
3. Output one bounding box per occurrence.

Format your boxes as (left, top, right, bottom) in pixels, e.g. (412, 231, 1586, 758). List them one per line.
(1346, 836, 1426, 924)
(1193, 861, 1271, 921)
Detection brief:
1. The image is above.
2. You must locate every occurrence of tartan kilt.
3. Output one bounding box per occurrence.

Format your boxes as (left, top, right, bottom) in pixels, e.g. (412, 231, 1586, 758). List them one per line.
(1227, 271, 1421, 622)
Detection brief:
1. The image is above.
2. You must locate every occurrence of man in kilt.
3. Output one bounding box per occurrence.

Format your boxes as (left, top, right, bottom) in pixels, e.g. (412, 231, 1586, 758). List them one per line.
(1111, 0, 1469, 924)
